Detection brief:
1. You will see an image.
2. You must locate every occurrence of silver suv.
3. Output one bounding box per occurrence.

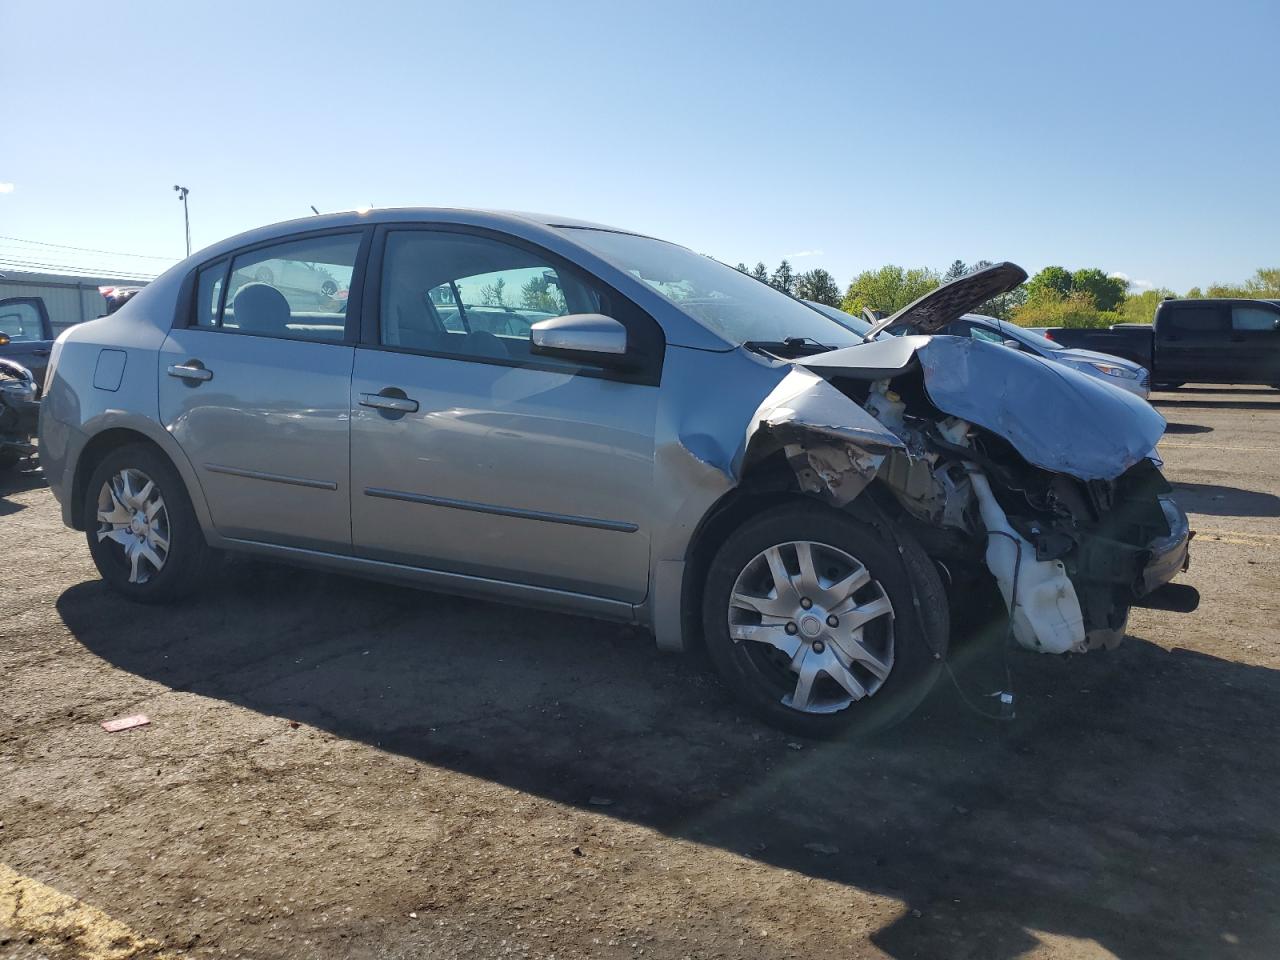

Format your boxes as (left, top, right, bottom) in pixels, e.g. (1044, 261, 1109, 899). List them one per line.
(40, 209, 1193, 734)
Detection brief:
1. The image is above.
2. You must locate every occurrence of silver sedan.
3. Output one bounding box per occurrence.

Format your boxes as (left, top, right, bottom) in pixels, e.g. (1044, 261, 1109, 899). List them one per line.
(40, 209, 1193, 735)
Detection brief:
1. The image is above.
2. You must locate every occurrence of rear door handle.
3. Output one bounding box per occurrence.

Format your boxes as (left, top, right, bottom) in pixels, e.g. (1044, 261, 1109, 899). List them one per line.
(167, 362, 213, 382)
(32, 348, 50, 357)
(359, 391, 419, 413)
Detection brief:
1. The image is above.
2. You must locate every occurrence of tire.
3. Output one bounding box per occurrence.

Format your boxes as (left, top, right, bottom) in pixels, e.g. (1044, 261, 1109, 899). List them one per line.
(84, 442, 213, 603)
(702, 501, 949, 737)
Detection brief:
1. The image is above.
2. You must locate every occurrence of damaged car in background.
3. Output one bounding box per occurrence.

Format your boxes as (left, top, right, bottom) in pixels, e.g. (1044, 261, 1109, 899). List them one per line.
(39, 209, 1194, 735)
(1, 357, 39, 470)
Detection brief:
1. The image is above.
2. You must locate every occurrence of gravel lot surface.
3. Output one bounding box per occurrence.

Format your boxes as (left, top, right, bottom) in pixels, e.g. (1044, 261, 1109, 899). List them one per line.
(2, 385, 1278, 960)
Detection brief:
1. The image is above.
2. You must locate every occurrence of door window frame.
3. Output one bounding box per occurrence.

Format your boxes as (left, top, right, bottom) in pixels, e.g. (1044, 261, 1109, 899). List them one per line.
(360, 223, 666, 387)
(174, 226, 374, 345)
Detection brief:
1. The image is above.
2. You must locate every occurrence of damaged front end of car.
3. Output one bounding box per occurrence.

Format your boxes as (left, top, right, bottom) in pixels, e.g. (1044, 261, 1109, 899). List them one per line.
(742, 263, 1194, 656)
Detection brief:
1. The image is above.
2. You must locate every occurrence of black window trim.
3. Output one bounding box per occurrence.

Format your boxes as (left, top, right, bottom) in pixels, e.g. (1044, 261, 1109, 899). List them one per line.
(176, 226, 374, 346)
(360, 222, 665, 387)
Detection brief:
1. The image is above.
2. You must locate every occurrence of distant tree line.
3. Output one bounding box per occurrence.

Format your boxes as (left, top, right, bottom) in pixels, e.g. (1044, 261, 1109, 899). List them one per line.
(735, 256, 1280, 329)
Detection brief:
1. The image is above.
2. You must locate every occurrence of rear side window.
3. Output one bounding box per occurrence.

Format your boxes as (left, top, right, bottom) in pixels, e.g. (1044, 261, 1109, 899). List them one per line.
(0, 302, 45, 341)
(1231, 305, 1279, 332)
(194, 260, 227, 328)
(194, 233, 362, 342)
(1165, 305, 1227, 334)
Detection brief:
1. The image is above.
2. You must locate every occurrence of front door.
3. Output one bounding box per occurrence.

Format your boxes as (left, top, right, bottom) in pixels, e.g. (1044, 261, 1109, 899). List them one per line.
(1228, 302, 1280, 384)
(349, 227, 663, 602)
(158, 230, 365, 552)
(1157, 302, 1230, 384)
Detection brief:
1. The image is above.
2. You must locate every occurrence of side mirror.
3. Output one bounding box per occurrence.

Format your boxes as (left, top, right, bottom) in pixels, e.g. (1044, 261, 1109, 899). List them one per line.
(530, 314, 628, 365)
(1002, 339, 1022, 350)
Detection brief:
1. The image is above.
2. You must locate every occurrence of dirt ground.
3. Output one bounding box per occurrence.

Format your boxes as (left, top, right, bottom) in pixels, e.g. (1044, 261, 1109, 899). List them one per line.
(2, 385, 1278, 960)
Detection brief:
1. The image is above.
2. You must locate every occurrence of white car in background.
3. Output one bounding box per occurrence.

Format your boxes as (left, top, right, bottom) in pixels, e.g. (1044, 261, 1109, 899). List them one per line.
(804, 302, 1151, 399)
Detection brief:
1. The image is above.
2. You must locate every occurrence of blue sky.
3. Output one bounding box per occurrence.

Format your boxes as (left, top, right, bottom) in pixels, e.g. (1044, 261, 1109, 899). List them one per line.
(3, 0, 1277, 292)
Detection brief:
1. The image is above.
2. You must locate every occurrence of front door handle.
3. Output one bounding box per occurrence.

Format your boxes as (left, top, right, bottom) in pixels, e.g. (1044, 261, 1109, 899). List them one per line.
(359, 391, 419, 413)
(167, 362, 213, 382)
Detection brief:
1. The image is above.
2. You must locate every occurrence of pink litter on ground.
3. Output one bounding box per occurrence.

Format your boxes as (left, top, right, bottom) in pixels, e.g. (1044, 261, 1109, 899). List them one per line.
(100, 714, 150, 733)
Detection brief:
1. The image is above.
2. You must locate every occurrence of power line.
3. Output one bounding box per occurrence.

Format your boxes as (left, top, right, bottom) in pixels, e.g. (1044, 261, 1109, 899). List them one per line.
(0, 257, 159, 281)
(0, 234, 177, 262)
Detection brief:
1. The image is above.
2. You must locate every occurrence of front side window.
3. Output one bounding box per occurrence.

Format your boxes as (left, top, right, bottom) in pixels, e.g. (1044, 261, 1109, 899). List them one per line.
(0, 302, 44, 341)
(197, 233, 361, 341)
(379, 231, 617, 367)
(1231, 305, 1279, 332)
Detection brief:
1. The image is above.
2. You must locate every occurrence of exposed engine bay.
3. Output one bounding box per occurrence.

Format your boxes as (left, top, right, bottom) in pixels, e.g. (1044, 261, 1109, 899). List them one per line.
(746, 329, 1193, 657)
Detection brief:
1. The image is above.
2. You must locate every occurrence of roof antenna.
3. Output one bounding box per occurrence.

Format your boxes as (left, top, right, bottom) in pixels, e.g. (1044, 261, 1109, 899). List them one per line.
(310, 205, 321, 215)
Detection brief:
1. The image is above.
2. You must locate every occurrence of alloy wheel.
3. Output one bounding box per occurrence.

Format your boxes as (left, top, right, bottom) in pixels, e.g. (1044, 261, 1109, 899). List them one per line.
(727, 540, 895, 714)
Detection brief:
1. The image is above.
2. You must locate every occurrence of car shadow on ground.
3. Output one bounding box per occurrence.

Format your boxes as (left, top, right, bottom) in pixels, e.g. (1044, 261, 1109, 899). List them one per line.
(0, 460, 46, 516)
(1161, 421, 1213, 435)
(58, 564, 1280, 960)
(1170, 481, 1280, 518)
(1153, 398, 1279, 411)
(1157, 386, 1279, 396)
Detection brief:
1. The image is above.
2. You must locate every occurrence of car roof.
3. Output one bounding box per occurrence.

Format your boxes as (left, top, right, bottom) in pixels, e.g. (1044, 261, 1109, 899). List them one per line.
(180, 208, 655, 272)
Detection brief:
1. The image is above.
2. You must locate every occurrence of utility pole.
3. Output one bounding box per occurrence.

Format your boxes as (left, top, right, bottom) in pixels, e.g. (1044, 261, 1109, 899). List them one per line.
(173, 185, 191, 257)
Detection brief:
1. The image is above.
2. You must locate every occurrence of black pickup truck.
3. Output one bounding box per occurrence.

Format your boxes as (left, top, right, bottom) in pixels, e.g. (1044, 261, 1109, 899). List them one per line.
(0, 297, 55, 389)
(1045, 298, 1280, 388)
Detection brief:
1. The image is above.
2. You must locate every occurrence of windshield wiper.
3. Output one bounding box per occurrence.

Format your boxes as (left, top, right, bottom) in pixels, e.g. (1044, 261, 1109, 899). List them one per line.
(743, 337, 833, 359)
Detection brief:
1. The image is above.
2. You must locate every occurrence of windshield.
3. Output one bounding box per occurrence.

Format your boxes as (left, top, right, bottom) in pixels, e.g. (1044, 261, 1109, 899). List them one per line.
(563, 229, 863, 348)
(804, 300, 874, 336)
(987, 317, 1062, 352)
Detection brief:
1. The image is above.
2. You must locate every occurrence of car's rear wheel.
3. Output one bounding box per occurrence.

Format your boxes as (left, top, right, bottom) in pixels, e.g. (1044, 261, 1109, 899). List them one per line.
(84, 443, 213, 603)
(702, 502, 948, 737)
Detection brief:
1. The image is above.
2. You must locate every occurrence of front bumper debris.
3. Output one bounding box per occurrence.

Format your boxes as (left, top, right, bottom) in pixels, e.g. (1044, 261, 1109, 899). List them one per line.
(1138, 496, 1192, 597)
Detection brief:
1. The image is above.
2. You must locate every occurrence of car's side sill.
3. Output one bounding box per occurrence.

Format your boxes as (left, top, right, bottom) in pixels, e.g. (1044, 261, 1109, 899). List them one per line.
(215, 535, 638, 623)
(363, 486, 638, 533)
(205, 463, 338, 491)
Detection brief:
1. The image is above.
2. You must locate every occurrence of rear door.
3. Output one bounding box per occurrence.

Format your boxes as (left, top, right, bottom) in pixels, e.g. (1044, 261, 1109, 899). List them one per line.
(1227, 302, 1280, 384)
(158, 229, 368, 552)
(1155, 302, 1230, 384)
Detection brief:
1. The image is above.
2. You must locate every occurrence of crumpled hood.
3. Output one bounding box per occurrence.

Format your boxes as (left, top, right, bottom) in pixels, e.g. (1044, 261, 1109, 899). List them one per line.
(801, 335, 1166, 481)
(866, 262, 1028, 337)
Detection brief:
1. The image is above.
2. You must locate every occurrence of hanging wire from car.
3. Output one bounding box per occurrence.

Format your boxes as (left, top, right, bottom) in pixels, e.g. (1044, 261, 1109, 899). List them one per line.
(940, 526, 1020, 722)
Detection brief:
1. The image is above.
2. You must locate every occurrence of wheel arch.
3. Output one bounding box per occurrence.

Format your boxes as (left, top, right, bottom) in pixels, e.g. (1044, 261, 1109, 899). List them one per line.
(70, 423, 211, 534)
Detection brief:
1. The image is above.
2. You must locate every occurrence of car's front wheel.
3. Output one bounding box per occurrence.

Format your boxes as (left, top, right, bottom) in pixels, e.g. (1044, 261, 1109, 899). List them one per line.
(84, 443, 213, 603)
(702, 502, 948, 737)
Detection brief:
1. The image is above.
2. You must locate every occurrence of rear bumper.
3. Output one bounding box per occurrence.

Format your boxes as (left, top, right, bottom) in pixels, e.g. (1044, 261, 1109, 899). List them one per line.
(1138, 496, 1192, 596)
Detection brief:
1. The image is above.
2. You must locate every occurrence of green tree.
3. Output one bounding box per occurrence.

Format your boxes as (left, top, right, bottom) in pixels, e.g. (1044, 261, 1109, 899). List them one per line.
(750, 262, 770, 283)
(1011, 290, 1107, 329)
(1185, 286, 1203, 299)
(1205, 267, 1280, 299)
(1026, 266, 1074, 303)
(480, 276, 508, 307)
(1070, 268, 1126, 312)
(1115, 288, 1176, 324)
(735, 262, 748, 273)
(520, 273, 566, 313)
(841, 265, 940, 316)
(770, 259, 797, 295)
(943, 259, 968, 283)
(794, 268, 841, 306)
